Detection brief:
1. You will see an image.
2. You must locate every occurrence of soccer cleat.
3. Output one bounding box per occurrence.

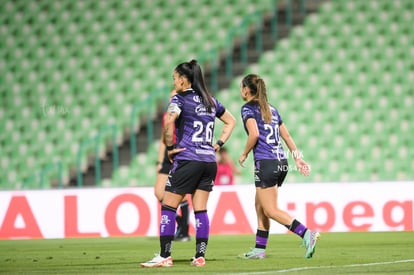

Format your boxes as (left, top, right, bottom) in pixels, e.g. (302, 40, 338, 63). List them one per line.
(140, 254, 173, 267)
(302, 230, 320, 258)
(238, 247, 266, 259)
(191, 256, 206, 266)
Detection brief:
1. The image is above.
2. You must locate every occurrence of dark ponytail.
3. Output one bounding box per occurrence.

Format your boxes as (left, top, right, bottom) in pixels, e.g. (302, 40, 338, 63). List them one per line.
(175, 59, 216, 112)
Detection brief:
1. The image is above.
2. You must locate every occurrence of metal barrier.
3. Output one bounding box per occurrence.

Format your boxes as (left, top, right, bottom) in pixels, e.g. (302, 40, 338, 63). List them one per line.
(76, 124, 119, 187)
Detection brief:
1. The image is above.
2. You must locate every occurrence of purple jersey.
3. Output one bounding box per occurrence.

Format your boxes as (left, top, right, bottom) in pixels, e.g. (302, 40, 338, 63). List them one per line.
(167, 88, 226, 162)
(241, 101, 287, 161)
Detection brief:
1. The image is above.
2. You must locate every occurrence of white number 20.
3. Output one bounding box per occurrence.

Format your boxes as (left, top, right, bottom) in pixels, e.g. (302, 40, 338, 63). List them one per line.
(264, 124, 280, 145)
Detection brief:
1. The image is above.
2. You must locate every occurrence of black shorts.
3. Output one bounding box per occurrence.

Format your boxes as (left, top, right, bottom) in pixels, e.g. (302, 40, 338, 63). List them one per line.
(159, 149, 172, 174)
(254, 159, 288, 188)
(165, 160, 217, 194)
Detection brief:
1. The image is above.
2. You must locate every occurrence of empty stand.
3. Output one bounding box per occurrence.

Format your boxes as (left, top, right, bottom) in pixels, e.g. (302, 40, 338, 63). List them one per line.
(1, 0, 412, 189)
(215, 0, 413, 183)
(0, 0, 275, 189)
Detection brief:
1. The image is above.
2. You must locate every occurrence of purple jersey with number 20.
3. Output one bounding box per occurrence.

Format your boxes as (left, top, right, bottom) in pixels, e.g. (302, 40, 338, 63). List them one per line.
(167, 88, 226, 162)
(241, 101, 287, 161)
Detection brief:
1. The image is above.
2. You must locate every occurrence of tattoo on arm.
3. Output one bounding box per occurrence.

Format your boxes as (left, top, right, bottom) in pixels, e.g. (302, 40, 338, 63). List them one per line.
(164, 126, 173, 146)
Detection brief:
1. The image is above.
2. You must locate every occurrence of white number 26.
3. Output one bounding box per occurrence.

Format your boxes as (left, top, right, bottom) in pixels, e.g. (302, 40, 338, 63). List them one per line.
(192, 121, 214, 143)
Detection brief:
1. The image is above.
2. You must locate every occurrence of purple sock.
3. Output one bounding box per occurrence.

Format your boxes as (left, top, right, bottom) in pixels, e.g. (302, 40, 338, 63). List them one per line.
(255, 229, 269, 249)
(160, 206, 177, 237)
(195, 210, 209, 239)
(286, 219, 307, 238)
(160, 205, 176, 258)
(293, 224, 307, 237)
(194, 210, 209, 258)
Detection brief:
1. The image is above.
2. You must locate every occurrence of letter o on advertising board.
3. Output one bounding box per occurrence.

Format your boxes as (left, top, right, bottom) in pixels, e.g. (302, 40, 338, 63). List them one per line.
(105, 194, 150, 236)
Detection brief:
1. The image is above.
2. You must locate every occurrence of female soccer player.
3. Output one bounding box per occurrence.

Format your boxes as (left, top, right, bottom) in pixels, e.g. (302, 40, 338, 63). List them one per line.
(141, 60, 236, 267)
(238, 74, 319, 259)
(154, 90, 190, 242)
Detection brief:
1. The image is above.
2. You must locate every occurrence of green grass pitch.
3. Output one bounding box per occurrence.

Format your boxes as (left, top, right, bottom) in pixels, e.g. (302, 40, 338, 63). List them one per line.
(1, 232, 413, 274)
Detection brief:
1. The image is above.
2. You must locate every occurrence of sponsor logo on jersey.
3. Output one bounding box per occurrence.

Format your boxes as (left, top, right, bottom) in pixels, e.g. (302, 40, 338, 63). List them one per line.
(195, 104, 215, 116)
(193, 95, 201, 102)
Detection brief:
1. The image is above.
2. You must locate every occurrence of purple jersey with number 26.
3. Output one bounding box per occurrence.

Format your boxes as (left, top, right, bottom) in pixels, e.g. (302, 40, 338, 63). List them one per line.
(167, 88, 226, 162)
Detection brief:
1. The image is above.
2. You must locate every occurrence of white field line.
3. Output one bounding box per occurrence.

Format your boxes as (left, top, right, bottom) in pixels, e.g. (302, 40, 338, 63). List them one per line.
(218, 259, 414, 275)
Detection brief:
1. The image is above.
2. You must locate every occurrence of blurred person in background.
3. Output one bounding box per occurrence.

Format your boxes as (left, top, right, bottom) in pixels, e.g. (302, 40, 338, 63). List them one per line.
(141, 59, 236, 268)
(238, 74, 319, 259)
(214, 146, 240, 186)
(154, 89, 190, 242)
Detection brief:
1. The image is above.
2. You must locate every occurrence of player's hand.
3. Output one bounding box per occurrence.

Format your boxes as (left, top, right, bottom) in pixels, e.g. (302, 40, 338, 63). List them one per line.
(214, 144, 221, 152)
(167, 147, 186, 163)
(156, 162, 162, 171)
(295, 158, 310, 176)
(238, 153, 248, 168)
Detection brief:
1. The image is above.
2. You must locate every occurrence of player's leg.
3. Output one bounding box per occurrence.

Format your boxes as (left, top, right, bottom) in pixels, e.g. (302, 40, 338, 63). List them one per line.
(155, 152, 172, 202)
(154, 165, 190, 241)
(257, 159, 320, 258)
(257, 185, 319, 258)
(174, 196, 190, 241)
(142, 160, 190, 267)
(239, 192, 269, 259)
(191, 189, 210, 266)
(154, 172, 168, 202)
(189, 162, 215, 266)
(141, 191, 184, 267)
(257, 186, 293, 224)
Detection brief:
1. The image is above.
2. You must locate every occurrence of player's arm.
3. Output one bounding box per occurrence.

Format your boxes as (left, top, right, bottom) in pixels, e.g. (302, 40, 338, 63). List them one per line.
(215, 110, 236, 151)
(163, 107, 185, 162)
(280, 123, 310, 176)
(160, 89, 178, 160)
(157, 130, 166, 167)
(239, 118, 259, 167)
(279, 123, 300, 159)
(163, 111, 177, 149)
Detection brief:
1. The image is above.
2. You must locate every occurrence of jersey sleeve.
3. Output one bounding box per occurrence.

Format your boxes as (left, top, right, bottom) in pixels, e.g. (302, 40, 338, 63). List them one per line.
(277, 111, 283, 125)
(241, 104, 255, 123)
(214, 98, 226, 118)
(270, 104, 283, 125)
(167, 94, 182, 116)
